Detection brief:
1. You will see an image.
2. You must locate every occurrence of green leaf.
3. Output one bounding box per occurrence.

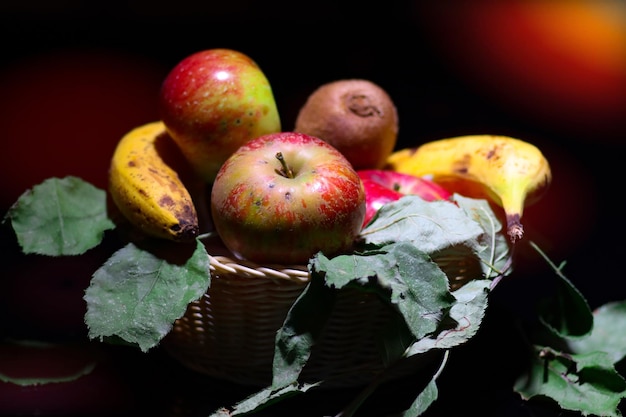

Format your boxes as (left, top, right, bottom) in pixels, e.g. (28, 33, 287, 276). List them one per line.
(313, 242, 455, 341)
(0, 340, 97, 386)
(209, 381, 319, 416)
(515, 347, 626, 417)
(453, 195, 512, 279)
(360, 196, 485, 253)
(378, 311, 418, 367)
(360, 196, 513, 290)
(399, 379, 439, 417)
(4, 176, 114, 256)
(0, 361, 96, 386)
(568, 301, 626, 364)
(380, 243, 456, 340)
(84, 239, 210, 352)
(531, 242, 593, 339)
(406, 279, 491, 355)
(271, 273, 337, 388)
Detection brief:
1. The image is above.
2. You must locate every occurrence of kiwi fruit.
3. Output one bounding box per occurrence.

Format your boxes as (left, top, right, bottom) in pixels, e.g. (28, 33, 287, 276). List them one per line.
(294, 79, 399, 170)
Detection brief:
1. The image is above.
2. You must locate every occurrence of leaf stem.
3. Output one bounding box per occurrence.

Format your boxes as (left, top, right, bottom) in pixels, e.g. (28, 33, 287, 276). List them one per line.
(333, 369, 387, 417)
(529, 240, 568, 277)
(334, 350, 450, 417)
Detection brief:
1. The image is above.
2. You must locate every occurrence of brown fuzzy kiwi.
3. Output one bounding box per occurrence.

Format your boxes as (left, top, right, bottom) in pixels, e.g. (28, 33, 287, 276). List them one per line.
(294, 79, 399, 170)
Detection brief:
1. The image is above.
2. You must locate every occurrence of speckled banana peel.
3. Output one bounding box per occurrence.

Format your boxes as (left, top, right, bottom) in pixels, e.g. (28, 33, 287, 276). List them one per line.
(108, 121, 199, 242)
(385, 134, 552, 243)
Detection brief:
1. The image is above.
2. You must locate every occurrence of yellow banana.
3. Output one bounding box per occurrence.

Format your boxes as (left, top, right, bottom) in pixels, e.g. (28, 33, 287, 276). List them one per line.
(108, 121, 199, 242)
(385, 135, 551, 243)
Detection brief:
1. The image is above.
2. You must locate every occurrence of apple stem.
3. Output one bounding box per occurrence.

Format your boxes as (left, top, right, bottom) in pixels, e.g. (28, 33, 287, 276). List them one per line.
(275, 152, 294, 178)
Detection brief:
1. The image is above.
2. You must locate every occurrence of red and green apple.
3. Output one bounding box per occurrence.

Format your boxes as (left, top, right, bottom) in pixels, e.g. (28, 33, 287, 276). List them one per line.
(158, 48, 281, 183)
(210, 132, 366, 265)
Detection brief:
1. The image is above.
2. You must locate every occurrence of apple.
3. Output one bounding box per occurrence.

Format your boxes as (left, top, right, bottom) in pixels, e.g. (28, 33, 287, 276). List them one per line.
(358, 169, 453, 200)
(360, 178, 403, 228)
(210, 132, 366, 265)
(158, 48, 282, 183)
(358, 169, 452, 227)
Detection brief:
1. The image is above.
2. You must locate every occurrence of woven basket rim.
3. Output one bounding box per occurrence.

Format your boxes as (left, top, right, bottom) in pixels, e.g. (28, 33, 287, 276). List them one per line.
(209, 254, 310, 283)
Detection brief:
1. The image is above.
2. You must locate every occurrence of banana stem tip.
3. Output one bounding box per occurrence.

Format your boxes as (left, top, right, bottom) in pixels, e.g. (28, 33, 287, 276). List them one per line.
(506, 214, 524, 243)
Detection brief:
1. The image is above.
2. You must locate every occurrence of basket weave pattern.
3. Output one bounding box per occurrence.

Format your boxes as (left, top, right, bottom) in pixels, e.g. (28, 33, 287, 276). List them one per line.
(164, 250, 477, 387)
(163, 254, 419, 387)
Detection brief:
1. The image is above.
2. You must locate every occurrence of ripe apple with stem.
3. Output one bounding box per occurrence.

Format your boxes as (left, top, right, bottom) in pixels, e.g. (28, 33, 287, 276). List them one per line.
(158, 48, 281, 183)
(210, 132, 366, 265)
(358, 169, 452, 227)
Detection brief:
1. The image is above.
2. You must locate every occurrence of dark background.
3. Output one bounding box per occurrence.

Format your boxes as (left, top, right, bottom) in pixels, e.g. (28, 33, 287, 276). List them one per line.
(0, 1, 625, 416)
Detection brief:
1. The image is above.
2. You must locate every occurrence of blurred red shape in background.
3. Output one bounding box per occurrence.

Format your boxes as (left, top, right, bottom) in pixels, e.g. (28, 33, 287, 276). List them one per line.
(416, 0, 626, 142)
(0, 48, 166, 210)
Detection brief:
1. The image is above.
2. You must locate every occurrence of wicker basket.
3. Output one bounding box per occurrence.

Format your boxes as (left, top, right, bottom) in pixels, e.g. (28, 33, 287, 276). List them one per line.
(162, 238, 480, 388)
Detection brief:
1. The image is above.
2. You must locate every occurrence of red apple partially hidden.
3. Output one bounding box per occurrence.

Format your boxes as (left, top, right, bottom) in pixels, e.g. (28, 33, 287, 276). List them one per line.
(210, 132, 366, 265)
(358, 169, 453, 227)
(360, 178, 404, 228)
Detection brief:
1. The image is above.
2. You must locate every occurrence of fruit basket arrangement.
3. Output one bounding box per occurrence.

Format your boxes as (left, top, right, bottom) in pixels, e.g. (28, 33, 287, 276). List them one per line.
(5, 48, 625, 417)
(162, 231, 486, 388)
(149, 50, 525, 389)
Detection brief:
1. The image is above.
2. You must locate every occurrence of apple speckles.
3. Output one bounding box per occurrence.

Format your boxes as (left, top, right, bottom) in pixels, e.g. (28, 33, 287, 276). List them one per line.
(158, 48, 281, 182)
(210, 131, 365, 264)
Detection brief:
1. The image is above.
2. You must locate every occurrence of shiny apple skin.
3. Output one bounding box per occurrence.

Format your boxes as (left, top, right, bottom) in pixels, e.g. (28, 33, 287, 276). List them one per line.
(158, 48, 281, 183)
(358, 169, 453, 227)
(360, 178, 404, 227)
(210, 132, 366, 265)
(358, 169, 452, 200)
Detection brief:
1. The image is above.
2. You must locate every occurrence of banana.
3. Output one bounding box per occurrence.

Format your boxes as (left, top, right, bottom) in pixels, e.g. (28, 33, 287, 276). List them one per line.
(385, 135, 551, 243)
(108, 121, 200, 242)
